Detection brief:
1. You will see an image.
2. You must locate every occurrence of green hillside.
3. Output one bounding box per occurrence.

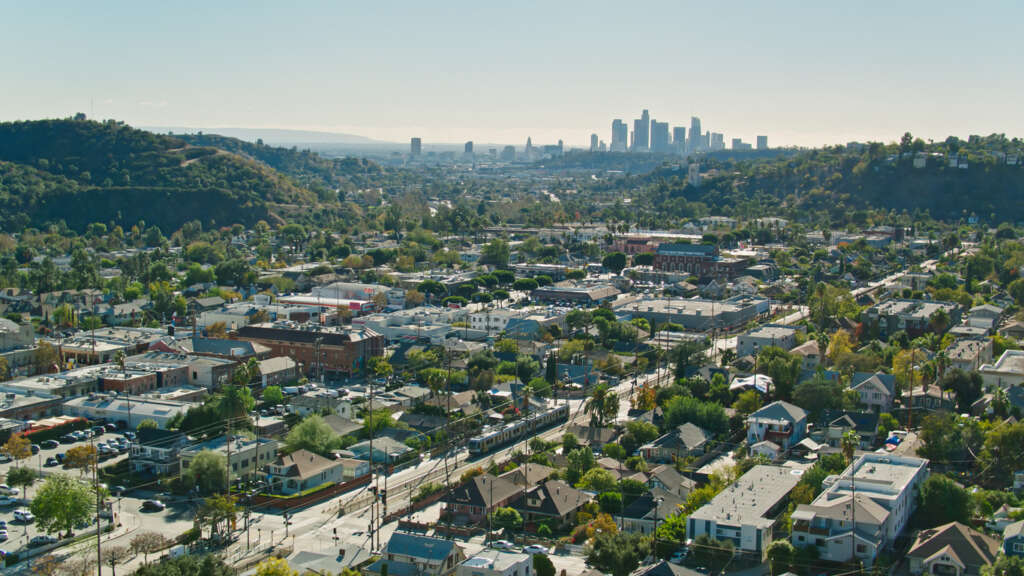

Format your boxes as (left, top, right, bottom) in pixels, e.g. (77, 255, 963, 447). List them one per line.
(0, 119, 338, 232)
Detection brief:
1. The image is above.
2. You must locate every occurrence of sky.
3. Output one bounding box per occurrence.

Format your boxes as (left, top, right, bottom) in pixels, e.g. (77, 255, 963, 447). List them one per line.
(1, 0, 1022, 148)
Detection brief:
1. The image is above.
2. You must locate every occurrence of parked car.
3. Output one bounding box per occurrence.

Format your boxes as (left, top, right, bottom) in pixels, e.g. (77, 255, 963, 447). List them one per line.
(0, 529, 6, 542)
(523, 544, 549, 555)
(55, 453, 66, 463)
(0, 453, 10, 463)
(111, 485, 127, 496)
(28, 535, 58, 548)
(59, 433, 76, 444)
(92, 426, 105, 436)
(13, 509, 34, 523)
(670, 549, 688, 564)
(491, 540, 515, 551)
(41, 439, 59, 449)
(123, 431, 136, 441)
(30, 444, 39, 455)
(0, 484, 15, 495)
(0, 520, 6, 529)
(105, 423, 119, 433)
(45, 457, 59, 467)
(141, 500, 165, 512)
(0, 497, 14, 507)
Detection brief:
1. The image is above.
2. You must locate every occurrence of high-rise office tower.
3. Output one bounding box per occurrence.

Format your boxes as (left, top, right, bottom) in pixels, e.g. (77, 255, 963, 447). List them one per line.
(611, 119, 628, 152)
(703, 131, 710, 150)
(590, 133, 599, 152)
(410, 137, 422, 156)
(525, 137, 533, 158)
(710, 133, 725, 151)
(688, 117, 702, 153)
(599, 140, 607, 152)
(757, 135, 768, 150)
(464, 141, 474, 154)
(632, 109, 650, 151)
(672, 126, 687, 154)
(650, 120, 670, 153)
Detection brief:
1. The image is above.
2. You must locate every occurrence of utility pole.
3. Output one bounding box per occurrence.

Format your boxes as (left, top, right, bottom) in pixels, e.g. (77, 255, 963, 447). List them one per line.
(93, 435, 102, 575)
(368, 376, 375, 549)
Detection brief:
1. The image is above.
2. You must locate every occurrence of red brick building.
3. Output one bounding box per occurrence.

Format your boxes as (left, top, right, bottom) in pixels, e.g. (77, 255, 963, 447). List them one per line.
(232, 324, 385, 378)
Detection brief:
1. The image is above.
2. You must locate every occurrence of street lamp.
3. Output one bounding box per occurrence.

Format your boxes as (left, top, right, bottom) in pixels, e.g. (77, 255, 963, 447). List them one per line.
(653, 496, 664, 551)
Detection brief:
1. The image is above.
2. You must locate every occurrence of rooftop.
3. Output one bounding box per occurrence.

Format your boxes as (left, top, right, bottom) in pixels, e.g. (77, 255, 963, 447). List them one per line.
(688, 465, 801, 529)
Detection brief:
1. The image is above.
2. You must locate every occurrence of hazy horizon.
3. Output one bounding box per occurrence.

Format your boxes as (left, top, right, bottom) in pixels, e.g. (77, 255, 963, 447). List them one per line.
(3, 1, 1022, 148)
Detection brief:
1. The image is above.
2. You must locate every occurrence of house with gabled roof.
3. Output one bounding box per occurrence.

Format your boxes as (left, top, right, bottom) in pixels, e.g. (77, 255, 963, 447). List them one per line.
(511, 479, 591, 531)
(907, 522, 999, 576)
(442, 474, 521, 525)
(639, 422, 709, 463)
(746, 401, 807, 454)
(364, 532, 465, 576)
(850, 371, 896, 413)
(267, 449, 345, 495)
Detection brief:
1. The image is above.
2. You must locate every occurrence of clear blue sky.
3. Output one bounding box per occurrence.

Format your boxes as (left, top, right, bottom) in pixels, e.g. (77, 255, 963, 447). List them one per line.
(2, 1, 1021, 147)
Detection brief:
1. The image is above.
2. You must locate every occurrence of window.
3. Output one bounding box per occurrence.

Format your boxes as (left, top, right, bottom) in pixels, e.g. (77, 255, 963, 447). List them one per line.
(857, 544, 867, 553)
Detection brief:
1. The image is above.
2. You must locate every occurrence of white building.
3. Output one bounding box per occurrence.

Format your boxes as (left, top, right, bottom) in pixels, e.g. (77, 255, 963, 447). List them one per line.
(63, 393, 197, 429)
(456, 550, 532, 576)
(687, 465, 801, 560)
(791, 454, 929, 566)
(736, 325, 797, 357)
(979, 350, 1024, 388)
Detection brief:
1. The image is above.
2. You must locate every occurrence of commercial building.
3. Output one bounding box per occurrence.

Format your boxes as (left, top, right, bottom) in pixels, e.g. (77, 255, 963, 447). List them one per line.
(861, 299, 961, 338)
(736, 325, 798, 357)
(652, 243, 749, 279)
(456, 550, 533, 576)
(63, 393, 197, 429)
(233, 322, 385, 378)
(180, 435, 280, 484)
(411, 137, 422, 156)
(632, 109, 650, 152)
(757, 135, 768, 150)
(790, 454, 929, 566)
(619, 295, 770, 332)
(651, 120, 670, 153)
(687, 465, 801, 560)
(529, 284, 619, 306)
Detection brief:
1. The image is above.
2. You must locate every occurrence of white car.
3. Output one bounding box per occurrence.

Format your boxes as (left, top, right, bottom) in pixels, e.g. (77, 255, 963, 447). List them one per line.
(0, 529, 7, 541)
(13, 509, 34, 523)
(491, 540, 515, 550)
(523, 544, 549, 555)
(0, 485, 14, 495)
(670, 549, 688, 564)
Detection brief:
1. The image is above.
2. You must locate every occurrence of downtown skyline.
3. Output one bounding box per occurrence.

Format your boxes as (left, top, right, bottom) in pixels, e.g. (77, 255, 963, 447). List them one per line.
(2, 1, 1023, 148)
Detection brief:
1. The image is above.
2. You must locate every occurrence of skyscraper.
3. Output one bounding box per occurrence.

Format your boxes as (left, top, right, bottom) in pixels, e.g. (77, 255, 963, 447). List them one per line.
(672, 126, 687, 154)
(611, 119, 628, 152)
(756, 135, 768, 150)
(650, 120, 670, 153)
(710, 133, 724, 151)
(464, 141, 474, 154)
(632, 109, 650, 152)
(590, 133, 599, 152)
(410, 137, 422, 156)
(525, 137, 533, 159)
(688, 117, 702, 153)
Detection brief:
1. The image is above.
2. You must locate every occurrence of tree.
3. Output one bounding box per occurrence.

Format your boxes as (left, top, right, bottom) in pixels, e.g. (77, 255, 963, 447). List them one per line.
(490, 506, 523, 530)
(104, 545, 131, 576)
(766, 539, 796, 576)
(219, 384, 255, 420)
(405, 289, 425, 307)
(586, 531, 652, 576)
(133, 554, 235, 576)
(58, 556, 98, 576)
(691, 534, 734, 575)
(918, 474, 972, 526)
(206, 321, 228, 338)
(939, 369, 983, 412)
(255, 557, 300, 576)
(562, 433, 579, 454)
(131, 531, 169, 565)
(827, 329, 855, 365)
(672, 341, 708, 379)
(979, 421, 1024, 487)
(513, 278, 539, 291)
(758, 347, 801, 400)
(841, 430, 859, 464)
(602, 252, 627, 274)
(732, 390, 763, 416)
(566, 447, 597, 485)
(2, 434, 31, 462)
(982, 555, 1024, 576)
(598, 491, 623, 514)
(263, 385, 284, 406)
(792, 373, 844, 420)
(35, 340, 58, 373)
(183, 449, 228, 494)
(368, 356, 393, 379)
(285, 414, 342, 456)
(6, 466, 38, 501)
(64, 444, 98, 476)
(578, 468, 618, 493)
(584, 383, 618, 427)
(30, 473, 95, 538)
(199, 494, 237, 539)
(137, 419, 159, 431)
(482, 239, 511, 268)
(533, 554, 556, 576)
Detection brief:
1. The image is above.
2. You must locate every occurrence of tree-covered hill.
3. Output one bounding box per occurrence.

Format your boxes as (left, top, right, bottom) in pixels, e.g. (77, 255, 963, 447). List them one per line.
(631, 134, 1024, 226)
(0, 118, 346, 232)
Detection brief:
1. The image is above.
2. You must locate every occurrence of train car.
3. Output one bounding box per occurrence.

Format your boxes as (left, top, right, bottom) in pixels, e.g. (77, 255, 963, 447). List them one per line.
(468, 403, 569, 456)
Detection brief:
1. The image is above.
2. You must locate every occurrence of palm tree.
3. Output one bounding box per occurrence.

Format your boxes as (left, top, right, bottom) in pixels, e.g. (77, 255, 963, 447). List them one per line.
(841, 430, 859, 464)
(585, 383, 610, 427)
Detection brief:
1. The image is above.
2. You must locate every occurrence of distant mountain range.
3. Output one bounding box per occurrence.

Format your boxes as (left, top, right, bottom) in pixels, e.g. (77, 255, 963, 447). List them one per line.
(143, 126, 383, 145)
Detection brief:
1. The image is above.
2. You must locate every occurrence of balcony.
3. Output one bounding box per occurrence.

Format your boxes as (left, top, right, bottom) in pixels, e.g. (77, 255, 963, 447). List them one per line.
(792, 520, 830, 536)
